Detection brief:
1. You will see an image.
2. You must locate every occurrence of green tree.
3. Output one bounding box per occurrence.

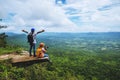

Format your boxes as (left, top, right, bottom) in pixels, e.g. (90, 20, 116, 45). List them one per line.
(0, 25, 8, 47)
(0, 33, 8, 47)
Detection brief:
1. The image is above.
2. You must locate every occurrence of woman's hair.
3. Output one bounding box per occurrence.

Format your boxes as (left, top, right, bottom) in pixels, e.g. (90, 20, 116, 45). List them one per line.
(39, 43, 45, 47)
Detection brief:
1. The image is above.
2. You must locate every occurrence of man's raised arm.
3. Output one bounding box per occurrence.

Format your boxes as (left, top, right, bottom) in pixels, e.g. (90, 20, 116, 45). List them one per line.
(22, 30, 29, 34)
(37, 30, 45, 34)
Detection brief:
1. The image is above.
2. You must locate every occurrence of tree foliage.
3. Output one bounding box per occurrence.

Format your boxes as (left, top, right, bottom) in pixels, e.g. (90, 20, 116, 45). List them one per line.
(0, 32, 120, 80)
(0, 33, 8, 47)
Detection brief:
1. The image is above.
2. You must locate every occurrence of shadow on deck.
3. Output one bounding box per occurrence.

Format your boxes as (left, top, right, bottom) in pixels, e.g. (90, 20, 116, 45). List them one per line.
(12, 57, 50, 67)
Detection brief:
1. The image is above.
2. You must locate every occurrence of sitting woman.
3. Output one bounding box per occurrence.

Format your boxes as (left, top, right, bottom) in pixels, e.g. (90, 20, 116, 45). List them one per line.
(36, 42, 49, 58)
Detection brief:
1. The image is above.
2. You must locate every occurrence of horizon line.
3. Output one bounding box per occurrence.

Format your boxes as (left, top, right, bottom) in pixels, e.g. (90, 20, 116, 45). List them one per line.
(3, 31, 120, 34)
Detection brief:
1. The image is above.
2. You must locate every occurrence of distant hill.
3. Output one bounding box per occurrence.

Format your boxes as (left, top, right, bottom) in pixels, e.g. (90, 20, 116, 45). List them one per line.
(4, 32, 120, 40)
(6, 32, 19, 36)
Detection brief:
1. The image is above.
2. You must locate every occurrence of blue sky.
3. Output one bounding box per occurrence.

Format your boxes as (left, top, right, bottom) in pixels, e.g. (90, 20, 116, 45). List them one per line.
(0, 0, 120, 33)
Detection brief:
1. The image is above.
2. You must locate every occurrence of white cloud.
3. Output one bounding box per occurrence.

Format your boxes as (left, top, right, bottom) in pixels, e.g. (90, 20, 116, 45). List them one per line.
(0, 0, 120, 33)
(0, 0, 78, 33)
(62, 0, 120, 32)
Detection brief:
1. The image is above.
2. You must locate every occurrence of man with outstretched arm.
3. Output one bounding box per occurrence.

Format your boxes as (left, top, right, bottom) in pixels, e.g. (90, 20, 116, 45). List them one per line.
(22, 28, 45, 57)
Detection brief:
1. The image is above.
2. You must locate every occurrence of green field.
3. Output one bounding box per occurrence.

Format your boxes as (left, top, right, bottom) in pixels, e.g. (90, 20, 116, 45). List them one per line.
(0, 32, 120, 80)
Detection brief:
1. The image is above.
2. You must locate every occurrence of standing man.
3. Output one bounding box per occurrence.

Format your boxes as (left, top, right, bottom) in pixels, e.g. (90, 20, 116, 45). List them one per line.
(22, 28, 45, 57)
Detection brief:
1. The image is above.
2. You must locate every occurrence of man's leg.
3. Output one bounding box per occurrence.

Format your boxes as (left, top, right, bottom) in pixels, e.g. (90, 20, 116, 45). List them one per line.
(33, 43, 36, 57)
(29, 44, 32, 56)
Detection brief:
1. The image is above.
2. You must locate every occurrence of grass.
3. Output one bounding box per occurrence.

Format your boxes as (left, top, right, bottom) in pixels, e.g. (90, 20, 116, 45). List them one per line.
(0, 46, 23, 55)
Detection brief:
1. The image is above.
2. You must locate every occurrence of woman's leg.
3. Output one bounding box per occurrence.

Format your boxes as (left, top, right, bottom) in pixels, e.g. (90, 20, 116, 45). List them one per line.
(44, 54, 52, 63)
(44, 54, 49, 57)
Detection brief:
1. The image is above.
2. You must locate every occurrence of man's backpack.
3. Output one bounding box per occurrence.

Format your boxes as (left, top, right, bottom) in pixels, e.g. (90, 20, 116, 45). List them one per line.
(27, 33, 34, 44)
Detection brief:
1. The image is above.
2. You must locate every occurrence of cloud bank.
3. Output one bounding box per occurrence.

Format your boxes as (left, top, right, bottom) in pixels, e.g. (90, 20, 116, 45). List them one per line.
(64, 0, 120, 32)
(0, 0, 120, 33)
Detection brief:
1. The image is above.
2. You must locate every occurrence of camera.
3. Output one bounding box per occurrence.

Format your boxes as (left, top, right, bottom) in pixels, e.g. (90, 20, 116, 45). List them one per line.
(44, 46, 49, 50)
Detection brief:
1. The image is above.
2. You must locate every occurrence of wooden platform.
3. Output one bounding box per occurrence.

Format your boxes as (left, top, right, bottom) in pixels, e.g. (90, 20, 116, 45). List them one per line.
(12, 56, 49, 63)
(12, 57, 50, 67)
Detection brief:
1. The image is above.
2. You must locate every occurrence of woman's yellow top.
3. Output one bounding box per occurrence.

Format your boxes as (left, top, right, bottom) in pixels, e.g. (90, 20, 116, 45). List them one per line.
(36, 47, 44, 58)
